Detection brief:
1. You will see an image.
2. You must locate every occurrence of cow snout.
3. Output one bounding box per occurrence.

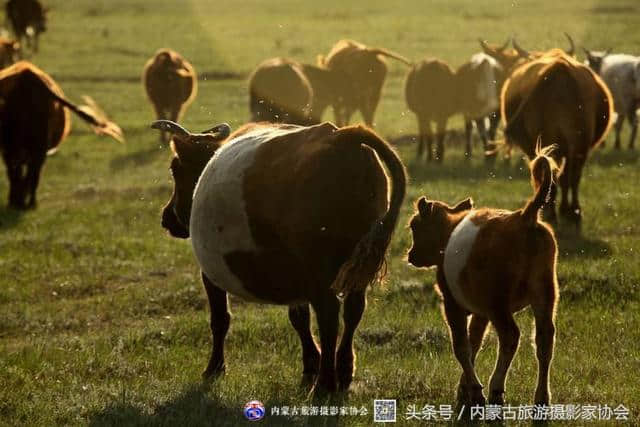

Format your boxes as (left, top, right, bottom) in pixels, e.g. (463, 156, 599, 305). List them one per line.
(162, 206, 189, 238)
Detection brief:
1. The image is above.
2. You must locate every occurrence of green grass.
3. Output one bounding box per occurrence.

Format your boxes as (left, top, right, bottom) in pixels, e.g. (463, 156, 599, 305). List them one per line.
(1, 0, 639, 425)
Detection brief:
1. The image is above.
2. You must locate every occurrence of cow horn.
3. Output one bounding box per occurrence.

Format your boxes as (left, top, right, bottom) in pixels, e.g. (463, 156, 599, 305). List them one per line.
(512, 38, 529, 57)
(564, 32, 575, 56)
(150, 120, 190, 137)
(200, 123, 231, 140)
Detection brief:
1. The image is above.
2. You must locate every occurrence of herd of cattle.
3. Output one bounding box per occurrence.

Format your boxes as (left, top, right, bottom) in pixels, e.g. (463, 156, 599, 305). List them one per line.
(1, 0, 639, 413)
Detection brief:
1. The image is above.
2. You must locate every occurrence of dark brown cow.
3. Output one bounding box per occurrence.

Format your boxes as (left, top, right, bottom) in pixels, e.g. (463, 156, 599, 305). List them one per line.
(405, 58, 457, 162)
(0, 61, 123, 208)
(154, 120, 406, 393)
(143, 49, 197, 143)
(6, 0, 46, 53)
(320, 39, 411, 126)
(501, 49, 613, 224)
(248, 57, 313, 125)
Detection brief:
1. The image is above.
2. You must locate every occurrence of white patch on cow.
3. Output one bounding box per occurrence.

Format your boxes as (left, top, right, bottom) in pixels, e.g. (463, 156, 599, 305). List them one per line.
(470, 53, 500, 115)
(189, 125, 303, 301)
(598, 54, 640, 114)
(443, 211, 480, 311)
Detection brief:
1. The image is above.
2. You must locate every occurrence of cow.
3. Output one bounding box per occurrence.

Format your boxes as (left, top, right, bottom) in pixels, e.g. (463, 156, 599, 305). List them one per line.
(300, 63, 341, 123)
(0, 61, 123, 209)
(143, 48, 197, 143)
(456, 53, 504, 159)
(5, 0, 46, 54)
(500, 49, 613, 225)
(319, 39, 411, 127)
(0, 37, 20, 68)
(248, 57, 313, 125)
(584, 49, 640, 149)
(405, 58, 457, 162)
(153, 119, 406, 393)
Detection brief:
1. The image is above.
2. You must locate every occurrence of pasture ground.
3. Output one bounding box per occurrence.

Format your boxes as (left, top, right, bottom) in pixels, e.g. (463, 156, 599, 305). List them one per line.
(0, 0, 639, 425)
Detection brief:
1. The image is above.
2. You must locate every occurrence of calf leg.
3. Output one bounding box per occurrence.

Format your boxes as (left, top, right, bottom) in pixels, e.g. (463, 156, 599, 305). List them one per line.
(435, 119, 447, 163)
(488, 311, 520, 405)
(531, 294, 556, 405)
(443, 299, 485, 405)
(311, 291, 340, 393)
(627, 108, 638, 150)
(201, 272, 231, 379)
(457, 314, 489, 402)
(337, 290, 367, 390)
(288, 304, 320, 384)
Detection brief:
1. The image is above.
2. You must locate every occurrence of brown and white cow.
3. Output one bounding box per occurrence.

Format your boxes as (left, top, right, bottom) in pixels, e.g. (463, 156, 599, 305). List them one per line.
(248, 57, 313, 125)
(0, 61, 123, 209)
(143, 49, 197, 143)
(405, 58, 457, 162)
(6, 0, 46, 54)
(408, 145, 560, 410)
(501, 49, 613, 225)
(320, 39, 411, 127)
(154, 120, 406, 393)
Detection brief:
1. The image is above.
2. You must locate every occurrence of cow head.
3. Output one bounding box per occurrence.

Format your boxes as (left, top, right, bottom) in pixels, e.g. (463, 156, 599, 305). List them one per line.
(583, 48, 611, 75)
(407, 197, 474, 268)
(152, 120, 231, 239)
(479, 38, 526, 73)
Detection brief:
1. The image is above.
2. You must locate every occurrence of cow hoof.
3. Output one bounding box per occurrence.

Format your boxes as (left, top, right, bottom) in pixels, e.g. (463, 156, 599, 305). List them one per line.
(488, 390, 505, 405)
(201, 365, 225, 380)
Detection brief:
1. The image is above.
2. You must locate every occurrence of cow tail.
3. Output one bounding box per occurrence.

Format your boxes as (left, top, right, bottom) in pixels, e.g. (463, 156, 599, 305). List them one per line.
(367, 47, 412, 66)
(332, 128, 407, 294)
(522, 141, 559, 225)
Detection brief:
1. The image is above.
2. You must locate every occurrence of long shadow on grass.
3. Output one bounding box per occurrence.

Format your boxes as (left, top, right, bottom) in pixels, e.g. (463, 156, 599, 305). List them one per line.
(110, 146, 165, 172)
(89, 383, 346, 426)
(556, 229, 611, 260)
(0, 205, 24, 230)
(589, 147, 639, 167)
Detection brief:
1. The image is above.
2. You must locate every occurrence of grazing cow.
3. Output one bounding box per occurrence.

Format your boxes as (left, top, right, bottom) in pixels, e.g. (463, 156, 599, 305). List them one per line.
(0, 37, 20, 67)
(143, 48, 197, 143)
(408, 145, 560, 410)
(456, 53, 504, 158)
(0, 61, 123, 209)
(154, 119, 406, 393)
(584, 49, 640, 149)
(501, 49, 613, 224)
(319, 39, 411, 126)
(5, 0, 46, 53)
(405, 58, 456, 162)
(248, 57, 313, 125)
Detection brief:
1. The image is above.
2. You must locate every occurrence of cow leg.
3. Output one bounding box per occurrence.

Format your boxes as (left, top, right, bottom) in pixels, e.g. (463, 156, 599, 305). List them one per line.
(417, 118, 432, 162)
(456, 314, 489, 403)
(488, 110, 500, 141)
(360, 95, 380, 128)
(568, 156, 586, 227)
(201, 272, 231, 379)
(25, 154, 45, 208)
(627, 107, 638, 150)
(435, 119, 447, 162)
(288, 304, 320, 384)
(6, 162, 27, 209)
(488, 310, 520, 405)
(336, 290, 366, 390)
(443, 299, 485, 406)
(310, 291, 340, 393)
(613, 113, 624, 149)
(476, 118, 495, 164)
(464, 119, 473, 158)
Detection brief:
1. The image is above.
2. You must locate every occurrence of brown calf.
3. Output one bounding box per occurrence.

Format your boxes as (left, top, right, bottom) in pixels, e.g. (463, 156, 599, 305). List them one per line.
(408, 145, 560, 409)
(154, 120, 406, 393)
(143, 49, 197, 143)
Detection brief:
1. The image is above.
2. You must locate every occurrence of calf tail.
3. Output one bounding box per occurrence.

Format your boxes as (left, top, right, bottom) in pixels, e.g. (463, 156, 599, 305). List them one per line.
(522, 141, 560, 224)
(332, 128, 407, 294)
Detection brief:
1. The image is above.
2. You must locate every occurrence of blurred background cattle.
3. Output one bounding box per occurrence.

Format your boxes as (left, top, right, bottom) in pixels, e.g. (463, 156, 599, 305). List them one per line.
(5, 0, 46, 54)
(143, 48, 197, 143)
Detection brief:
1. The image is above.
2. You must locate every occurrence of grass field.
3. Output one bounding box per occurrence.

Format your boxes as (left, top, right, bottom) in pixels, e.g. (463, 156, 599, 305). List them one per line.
(1, 0, 639, 425)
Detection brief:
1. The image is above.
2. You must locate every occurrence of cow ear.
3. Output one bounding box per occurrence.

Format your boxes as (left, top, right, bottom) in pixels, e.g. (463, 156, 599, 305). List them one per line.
(452, 197, 473, 212)
(417, 197, 432, 218)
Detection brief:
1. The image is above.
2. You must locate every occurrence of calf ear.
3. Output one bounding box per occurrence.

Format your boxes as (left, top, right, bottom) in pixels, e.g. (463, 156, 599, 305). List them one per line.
(452, 197, 473, 212)
(417, 197, 432, 217)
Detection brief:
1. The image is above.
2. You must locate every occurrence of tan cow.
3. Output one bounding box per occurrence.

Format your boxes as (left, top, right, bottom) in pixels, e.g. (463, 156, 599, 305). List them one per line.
(154, 120, 406, 393)
(143, 49, 197, 143)
(0, 61, 123, 208)
(320, 39, 411, 126)
(501, 49, 613, 225)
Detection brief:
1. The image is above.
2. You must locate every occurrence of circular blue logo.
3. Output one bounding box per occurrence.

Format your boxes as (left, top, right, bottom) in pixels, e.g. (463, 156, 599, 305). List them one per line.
(244, 400, 265, 421)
